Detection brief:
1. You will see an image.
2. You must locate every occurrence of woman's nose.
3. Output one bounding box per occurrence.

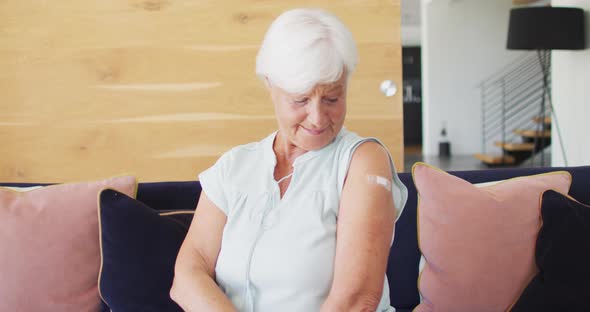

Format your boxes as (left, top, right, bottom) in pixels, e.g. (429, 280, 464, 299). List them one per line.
(306, 99, 326, 126)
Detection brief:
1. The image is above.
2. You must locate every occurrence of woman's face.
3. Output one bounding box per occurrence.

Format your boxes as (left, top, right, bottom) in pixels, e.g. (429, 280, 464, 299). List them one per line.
(268, 73, 347, 151)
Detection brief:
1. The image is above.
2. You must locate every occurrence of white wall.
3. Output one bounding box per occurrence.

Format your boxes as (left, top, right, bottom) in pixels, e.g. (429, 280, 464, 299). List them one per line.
(551, 0, 590, 166)
(402, 26, 421, 47)
(421, 0, 524, 155)
(402, 0, 421, 46)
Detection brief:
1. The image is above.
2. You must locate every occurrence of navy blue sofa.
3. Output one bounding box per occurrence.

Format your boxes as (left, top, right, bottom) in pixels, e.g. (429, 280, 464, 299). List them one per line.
(132, 165, 590, 311)
(6, 165, 590, 311)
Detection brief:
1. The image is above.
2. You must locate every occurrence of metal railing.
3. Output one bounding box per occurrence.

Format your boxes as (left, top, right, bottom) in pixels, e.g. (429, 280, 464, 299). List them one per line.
(478, 52, 550, 158)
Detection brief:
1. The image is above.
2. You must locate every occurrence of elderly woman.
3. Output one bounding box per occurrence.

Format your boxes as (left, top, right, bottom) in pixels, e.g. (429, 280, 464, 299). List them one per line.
(170, 8, 407, 312)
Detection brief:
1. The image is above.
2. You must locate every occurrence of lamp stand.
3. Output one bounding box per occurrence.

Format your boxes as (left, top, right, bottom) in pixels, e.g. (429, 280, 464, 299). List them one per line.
(535, 49, 568, 167)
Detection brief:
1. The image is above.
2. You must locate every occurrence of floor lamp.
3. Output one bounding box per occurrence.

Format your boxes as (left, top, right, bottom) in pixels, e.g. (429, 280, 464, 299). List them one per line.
(506, 6, 585, 166)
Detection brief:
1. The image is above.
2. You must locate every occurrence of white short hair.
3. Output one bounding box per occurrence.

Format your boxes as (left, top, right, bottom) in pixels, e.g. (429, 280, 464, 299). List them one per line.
(256, 8, 358, 95)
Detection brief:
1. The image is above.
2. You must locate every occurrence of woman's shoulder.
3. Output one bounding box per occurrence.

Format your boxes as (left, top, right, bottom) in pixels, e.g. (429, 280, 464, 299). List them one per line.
(334, 129, 401, 185)
(333, 128, 381, 157)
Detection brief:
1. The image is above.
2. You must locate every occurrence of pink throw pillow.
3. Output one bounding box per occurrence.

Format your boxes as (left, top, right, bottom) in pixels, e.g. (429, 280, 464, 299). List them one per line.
(413, 163, 571, 312)
(0, 176, 137, 312)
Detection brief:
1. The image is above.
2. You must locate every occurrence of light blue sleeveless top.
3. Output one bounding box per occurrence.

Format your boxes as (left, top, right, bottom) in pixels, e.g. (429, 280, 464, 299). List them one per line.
(199, 128, 408, 312)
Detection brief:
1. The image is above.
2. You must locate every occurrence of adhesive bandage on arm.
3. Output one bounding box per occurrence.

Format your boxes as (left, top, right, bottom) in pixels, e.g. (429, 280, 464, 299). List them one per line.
(366, 175, 392, 192)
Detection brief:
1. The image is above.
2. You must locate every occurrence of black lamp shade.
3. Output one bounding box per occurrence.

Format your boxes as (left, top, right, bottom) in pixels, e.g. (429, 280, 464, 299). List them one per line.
(507, 7, 586, 50)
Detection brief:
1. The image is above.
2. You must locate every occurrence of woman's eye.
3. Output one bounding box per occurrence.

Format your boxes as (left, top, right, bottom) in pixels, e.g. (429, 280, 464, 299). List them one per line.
(324, 98, 339, 103)
(293, 98, 309, 105)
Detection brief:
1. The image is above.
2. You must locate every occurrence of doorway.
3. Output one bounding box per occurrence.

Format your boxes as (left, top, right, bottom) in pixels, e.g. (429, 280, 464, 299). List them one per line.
(402, 47, 422, 151)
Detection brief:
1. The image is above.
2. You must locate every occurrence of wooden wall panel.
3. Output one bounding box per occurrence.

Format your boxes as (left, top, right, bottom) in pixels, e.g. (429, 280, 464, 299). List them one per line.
(0, 0, 403, 182)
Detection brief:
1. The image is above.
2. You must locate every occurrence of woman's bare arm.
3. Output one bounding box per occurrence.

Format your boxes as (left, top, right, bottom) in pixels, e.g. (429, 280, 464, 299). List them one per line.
(321, 141, 396, 311)
(170, 192, 237, 312)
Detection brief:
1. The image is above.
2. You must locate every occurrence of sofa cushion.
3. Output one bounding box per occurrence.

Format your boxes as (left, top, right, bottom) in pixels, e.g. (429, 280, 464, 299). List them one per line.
(510, 190, 590, 311)
(412, 163, 571, 312)
(98, 189, 193, 312)
(416, 179, 505, 282)
(0, 176, 137, 312)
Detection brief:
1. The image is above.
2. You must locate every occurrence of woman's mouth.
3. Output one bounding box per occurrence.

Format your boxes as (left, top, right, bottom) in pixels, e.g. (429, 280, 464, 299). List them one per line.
(301, 126, 327, 136)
